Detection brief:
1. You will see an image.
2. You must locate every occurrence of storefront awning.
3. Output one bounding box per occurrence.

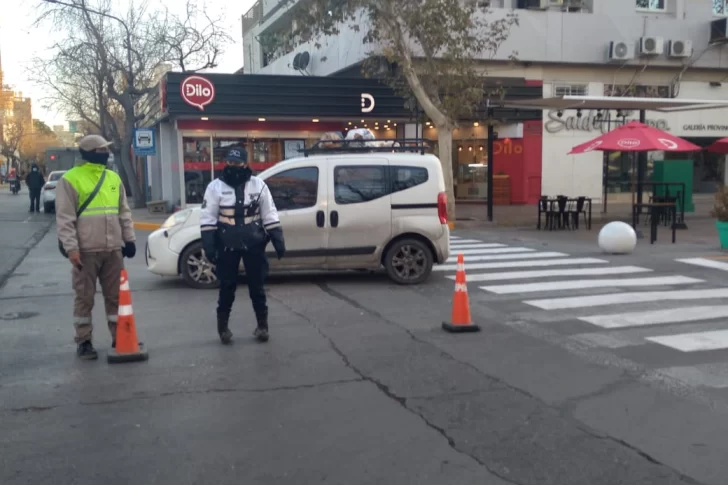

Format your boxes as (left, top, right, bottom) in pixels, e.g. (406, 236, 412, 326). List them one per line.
(499, 96, 728, 113)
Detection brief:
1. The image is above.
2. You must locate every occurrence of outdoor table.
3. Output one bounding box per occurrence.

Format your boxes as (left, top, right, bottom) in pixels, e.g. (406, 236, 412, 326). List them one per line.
(631, 202, 677, 244)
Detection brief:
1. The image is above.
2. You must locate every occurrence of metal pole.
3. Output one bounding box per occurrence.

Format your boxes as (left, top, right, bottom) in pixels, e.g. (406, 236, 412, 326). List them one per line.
(487, 106, 494, 222)
(638, 110, 646, 205)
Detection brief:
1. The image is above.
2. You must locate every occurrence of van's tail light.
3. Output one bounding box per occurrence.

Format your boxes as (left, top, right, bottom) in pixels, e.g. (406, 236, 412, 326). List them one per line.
(437, 192, 447, 224)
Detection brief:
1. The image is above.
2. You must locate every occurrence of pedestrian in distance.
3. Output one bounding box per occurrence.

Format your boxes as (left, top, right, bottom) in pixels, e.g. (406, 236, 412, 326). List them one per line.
(200, 146, 285, 344)
(25, 163, 45, 212)
(56, 135, 137, 360)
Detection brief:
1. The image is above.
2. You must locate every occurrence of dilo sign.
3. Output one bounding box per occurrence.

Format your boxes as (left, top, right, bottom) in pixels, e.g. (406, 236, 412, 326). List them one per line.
(181, 75, 215, 111)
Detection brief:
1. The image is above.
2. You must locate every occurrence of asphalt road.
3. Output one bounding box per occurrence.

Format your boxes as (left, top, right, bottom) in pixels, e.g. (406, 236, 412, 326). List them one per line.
(0, 186, 54, 289)
(2, 209, 728, 484)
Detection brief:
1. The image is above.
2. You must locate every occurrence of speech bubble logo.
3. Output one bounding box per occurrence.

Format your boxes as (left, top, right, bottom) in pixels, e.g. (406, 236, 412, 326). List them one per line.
(658, 138, 678, 150)
(617, 138, 641, 149)
(181, 76, 215, 111)
(582, 140, 603, 152)
(361, 93, 375, 113)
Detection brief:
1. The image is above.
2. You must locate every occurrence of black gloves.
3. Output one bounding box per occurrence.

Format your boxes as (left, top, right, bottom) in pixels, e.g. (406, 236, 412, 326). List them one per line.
(268, 227, 286, 260)
(122, 241, 136, 259)
(201, 231, 217, 264)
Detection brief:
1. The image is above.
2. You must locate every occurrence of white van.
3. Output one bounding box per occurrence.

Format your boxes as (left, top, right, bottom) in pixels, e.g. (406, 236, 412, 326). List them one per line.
(145, 145, 451, 289)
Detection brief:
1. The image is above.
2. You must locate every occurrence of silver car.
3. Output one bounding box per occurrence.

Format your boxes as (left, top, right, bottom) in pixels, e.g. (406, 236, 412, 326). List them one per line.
(42, 170, 67, 213)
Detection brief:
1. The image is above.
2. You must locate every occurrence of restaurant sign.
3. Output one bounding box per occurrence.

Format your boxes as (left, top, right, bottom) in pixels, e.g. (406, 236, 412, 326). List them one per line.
(544, 109, 670, 134)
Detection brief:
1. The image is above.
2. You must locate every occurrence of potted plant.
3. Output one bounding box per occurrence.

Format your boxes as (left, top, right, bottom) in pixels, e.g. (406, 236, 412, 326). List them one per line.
(710, 185, 728, 248)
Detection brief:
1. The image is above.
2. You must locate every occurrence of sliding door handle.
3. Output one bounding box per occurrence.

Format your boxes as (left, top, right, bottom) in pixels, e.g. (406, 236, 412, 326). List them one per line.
(316, 210, 325, 228)
(330, 210, 339, 228)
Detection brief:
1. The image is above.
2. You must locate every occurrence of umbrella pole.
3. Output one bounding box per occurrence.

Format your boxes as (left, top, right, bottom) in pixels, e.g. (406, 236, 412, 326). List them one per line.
(631, 153, 644, 239)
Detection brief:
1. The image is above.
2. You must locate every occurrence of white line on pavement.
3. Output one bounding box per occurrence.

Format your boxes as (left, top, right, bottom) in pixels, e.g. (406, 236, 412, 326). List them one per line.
(445, 252, 569, 264)
(449, 243, 506, 249)
(480, 276, 703, 295)
(524, 288, 728, 310)
(647, 329, 728, 352)
(676, 258, 728, 272)
(448, 239, 484, 244)
(434, 257, 608, 272)
(451, 266, 651, 282)
(578, 305, 728, 329)
(451, 247, 535, 256)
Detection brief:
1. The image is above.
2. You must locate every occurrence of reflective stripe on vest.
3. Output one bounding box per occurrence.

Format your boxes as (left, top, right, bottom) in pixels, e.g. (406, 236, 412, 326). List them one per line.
(62, 163, 121, 216)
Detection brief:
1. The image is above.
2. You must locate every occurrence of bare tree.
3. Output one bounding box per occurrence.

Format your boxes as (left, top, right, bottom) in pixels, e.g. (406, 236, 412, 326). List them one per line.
(266, 0, 518, 219)
(32, 0, 231, 207)
(0, 118, 25, 173)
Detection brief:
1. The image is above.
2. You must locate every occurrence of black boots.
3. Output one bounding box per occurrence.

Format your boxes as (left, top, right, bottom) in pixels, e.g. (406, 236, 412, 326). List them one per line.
(253, 311, 269, 343)
(217, 312, 233, 344)
(77, 341, 98, 360)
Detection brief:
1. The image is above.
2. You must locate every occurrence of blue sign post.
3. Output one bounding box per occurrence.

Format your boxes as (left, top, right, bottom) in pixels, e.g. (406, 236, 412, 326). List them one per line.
(133, 128, 156, 156)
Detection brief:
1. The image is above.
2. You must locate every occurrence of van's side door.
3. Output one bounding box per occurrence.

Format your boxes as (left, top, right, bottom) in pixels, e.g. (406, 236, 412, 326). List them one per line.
(263, 165, 327, 268)
(325, 158, 392, 269)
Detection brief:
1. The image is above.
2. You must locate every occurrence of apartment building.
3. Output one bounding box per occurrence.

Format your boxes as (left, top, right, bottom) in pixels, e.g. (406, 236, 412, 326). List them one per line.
(242, 0, 728, 202)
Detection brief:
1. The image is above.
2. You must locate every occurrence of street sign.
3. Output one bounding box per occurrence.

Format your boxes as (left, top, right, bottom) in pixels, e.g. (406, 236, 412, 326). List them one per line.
(133, 128, 156, 156)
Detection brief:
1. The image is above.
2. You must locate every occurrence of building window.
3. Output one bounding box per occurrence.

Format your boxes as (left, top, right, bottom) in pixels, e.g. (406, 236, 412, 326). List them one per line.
(553, 84, 588, 96)
(267, 167, 319, 211)
(604, 84, 670, 98)
(636, 0, 665, 10)
(334, 166, 388, 204)
(716, 0, 728, 15)
(182, 136, 212, 204)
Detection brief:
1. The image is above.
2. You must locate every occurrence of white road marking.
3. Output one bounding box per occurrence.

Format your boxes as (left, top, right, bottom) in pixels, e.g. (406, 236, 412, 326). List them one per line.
(449, 236, 460, 239)
(446, 252, 568, 264)
(434, 257, 608, 272)
(449, 243, 506, 249)
(647, 329, 728, 352)
(451, 247, 535, 256)
(452, 266, 651, 282)
(481, 276, 703, 295)
(676, 257, 728, 272)
(448, 239, 484, 244)
(524, 288, 728, 310)
(579, 305, 728, 329)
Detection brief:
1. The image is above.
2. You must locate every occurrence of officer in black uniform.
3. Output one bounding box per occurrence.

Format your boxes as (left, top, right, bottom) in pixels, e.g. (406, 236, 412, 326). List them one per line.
(200, 147, 285, 344)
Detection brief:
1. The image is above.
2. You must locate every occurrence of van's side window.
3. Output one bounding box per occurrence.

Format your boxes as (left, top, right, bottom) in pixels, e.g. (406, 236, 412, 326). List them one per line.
(266, 167, 319, 211)
(390, 166, 429, 194)
(334, 166, 388, 204)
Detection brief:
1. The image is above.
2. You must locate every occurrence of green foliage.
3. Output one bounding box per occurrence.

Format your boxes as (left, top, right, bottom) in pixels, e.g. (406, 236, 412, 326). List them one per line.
(274, 0, 518, 128)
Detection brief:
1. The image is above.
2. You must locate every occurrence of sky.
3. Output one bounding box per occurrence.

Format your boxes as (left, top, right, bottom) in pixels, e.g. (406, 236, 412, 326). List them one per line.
(0, 0, 257, 128)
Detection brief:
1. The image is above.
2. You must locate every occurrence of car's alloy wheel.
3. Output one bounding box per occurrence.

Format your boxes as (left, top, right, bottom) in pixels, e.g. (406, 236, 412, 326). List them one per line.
(180, 242, 219, 289)
(384, 239, 433, 285)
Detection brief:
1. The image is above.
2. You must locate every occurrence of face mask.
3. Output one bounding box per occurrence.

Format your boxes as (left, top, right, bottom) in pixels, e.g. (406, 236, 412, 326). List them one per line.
(32, 167, 38, 172)
(81, 149, 110, 165)
(222, 165, 252, 187)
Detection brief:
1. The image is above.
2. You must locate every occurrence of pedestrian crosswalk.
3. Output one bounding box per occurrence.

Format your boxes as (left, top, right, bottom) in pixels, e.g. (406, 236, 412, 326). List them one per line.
(445, 235, 728, 358)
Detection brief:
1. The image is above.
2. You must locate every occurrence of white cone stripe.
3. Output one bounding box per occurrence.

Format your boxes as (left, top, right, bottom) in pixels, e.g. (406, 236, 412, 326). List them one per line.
(480, 276, 702, 295)
(456, 263, 465, 271)
(449, 243, 506, 249)
(118, 304, 134, 316)
(452, 248, 535, 256)
(120, 281, 130, 291)
(676, 258, 728, 272)
(524, 288, 728, 310)
(434, 257, 608, 272)
(647, 330, 728, 352)
(449, 266, 651, 282)
(579, 305, 728, 329)
(448, 239, 486, 244)
(446, 252, 568, 264)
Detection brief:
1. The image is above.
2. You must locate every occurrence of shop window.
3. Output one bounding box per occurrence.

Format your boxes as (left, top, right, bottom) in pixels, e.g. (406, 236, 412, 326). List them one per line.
(716, 0, 728, 14)
(636, 0, 665, 10)
(183, 137, 211, 204)
(334, 165, 388, 205)
(390, 166, 429, 194)
(266, 167, 319, 211)
(553, 84, 588, 97)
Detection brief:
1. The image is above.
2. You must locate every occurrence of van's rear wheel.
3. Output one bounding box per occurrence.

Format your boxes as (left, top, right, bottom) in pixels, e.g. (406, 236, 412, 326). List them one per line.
(384, 239, 433, 285)
(180, 241, 219, 289)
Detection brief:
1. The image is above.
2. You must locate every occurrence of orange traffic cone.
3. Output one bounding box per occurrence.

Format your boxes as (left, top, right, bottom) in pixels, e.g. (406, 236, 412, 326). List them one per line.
(107, 269, 149, 364)
(442, 254, 480, 333)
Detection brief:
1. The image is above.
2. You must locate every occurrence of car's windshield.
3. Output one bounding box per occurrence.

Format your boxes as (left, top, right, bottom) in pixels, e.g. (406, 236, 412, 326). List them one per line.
(49, 172, 65, 181)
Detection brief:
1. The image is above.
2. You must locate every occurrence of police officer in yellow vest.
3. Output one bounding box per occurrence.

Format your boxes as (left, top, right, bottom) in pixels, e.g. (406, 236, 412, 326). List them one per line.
(56, 135, 137, 360)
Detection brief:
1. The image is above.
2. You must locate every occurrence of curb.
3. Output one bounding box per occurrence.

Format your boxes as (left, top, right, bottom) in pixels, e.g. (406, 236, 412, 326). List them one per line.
(134, 222, 162, 231)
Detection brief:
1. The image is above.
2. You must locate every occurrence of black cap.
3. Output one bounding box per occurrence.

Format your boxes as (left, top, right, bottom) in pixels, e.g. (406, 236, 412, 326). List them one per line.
(224, 147, 248, 164)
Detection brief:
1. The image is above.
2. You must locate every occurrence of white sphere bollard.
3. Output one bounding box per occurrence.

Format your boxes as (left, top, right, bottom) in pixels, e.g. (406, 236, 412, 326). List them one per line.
(598, 221, 637, 254)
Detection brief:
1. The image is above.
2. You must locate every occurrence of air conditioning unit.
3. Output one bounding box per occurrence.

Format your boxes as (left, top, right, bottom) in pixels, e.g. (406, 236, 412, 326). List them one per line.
(608, 41, 634, 61)
(638, 37, 664, 56)
(516, 0, 549, 8)
(710, 18, 728, 44)
(668, 40, 693, 58)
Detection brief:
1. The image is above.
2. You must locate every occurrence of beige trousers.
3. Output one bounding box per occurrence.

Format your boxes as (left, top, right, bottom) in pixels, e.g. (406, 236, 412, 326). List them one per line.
(72, 250, 124, 343)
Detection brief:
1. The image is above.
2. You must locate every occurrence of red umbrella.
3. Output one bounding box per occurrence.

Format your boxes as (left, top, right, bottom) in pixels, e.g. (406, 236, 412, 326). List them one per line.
(706, 137, 728, 154)
(568, 120, 701, 154)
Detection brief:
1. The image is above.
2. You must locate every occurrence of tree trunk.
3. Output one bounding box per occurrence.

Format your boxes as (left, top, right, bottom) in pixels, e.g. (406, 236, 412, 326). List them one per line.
(436, 127, 456, 223)
(119, 122, 144, 208)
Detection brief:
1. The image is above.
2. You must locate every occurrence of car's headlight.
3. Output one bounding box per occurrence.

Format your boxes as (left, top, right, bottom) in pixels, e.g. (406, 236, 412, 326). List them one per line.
(160, 209, 192, 229)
